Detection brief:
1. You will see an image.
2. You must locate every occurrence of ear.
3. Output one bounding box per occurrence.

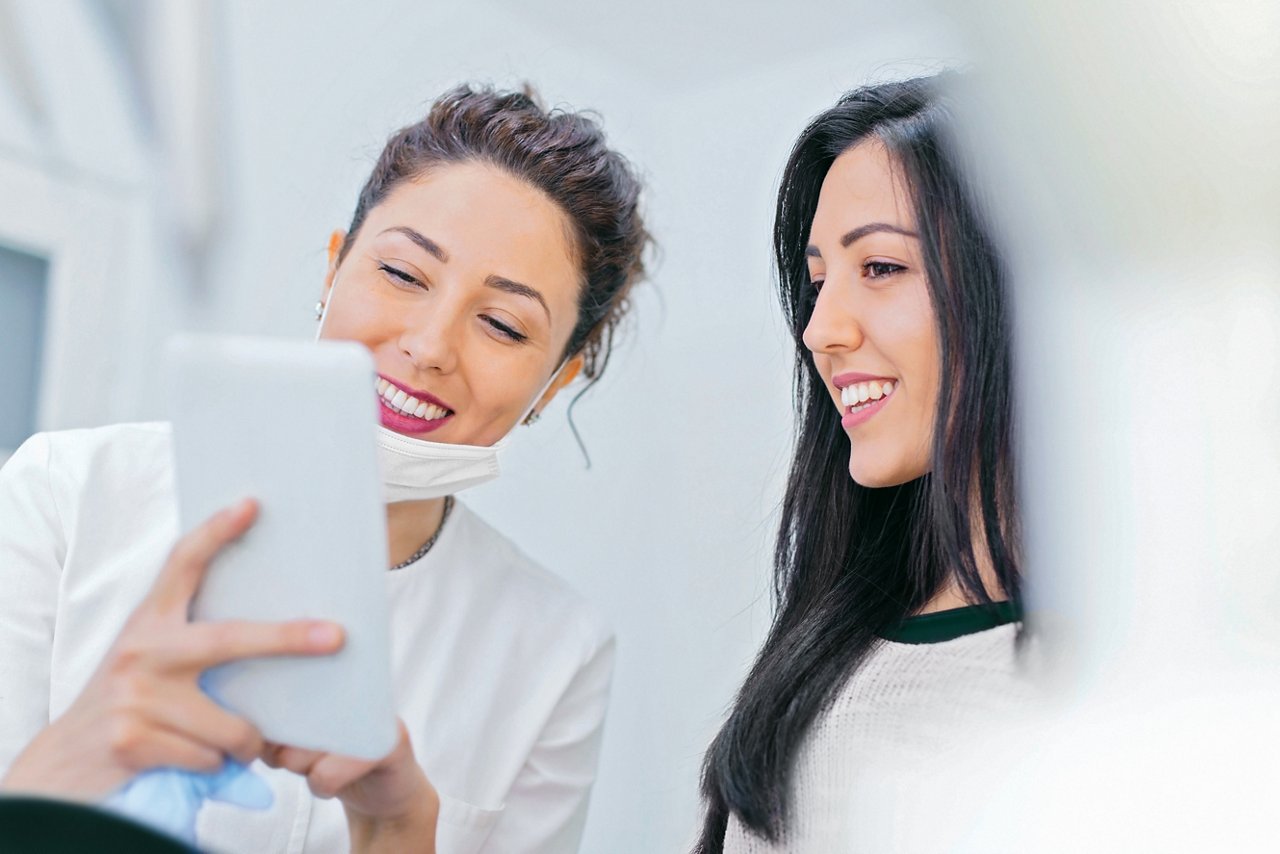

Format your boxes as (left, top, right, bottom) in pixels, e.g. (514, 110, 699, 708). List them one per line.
(531, 354, 585, 415)
(322, 229, 346, 302)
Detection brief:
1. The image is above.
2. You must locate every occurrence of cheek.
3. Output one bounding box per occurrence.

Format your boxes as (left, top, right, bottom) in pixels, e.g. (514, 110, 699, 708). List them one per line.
(322, 280, 396, 346)
(851, 290, 939, 486)
(882, 290, 940, 413)
(458, 352, 548, 436)
(899, 321, 940, 456)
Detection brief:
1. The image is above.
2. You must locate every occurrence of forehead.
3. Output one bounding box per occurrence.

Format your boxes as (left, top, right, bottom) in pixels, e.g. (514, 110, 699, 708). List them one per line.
(810, 140, 915, 244)
(362, 162, 582, 303)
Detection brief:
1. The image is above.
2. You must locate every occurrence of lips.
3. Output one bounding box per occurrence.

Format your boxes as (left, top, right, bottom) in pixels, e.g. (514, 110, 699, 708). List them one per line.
(831, 372, 898, 429)
(832, 371, 896, 390)
(375, 375, 454, 434)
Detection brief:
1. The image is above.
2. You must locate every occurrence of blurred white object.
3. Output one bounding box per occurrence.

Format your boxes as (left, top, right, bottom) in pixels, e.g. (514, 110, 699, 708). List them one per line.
(893, 0, 1280, 850)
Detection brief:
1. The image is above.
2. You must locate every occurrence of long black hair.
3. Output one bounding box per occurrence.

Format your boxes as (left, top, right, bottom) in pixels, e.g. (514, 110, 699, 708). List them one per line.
(696, 74, 1021, 850)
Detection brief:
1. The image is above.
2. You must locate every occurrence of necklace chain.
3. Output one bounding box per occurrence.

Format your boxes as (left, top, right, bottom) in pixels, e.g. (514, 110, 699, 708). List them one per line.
(390, 495, 454, 571)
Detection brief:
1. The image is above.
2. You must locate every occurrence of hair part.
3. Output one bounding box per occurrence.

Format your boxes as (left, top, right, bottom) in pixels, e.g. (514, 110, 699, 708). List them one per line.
(695, 73, 1021, 851)
(340, 83, 651, 390)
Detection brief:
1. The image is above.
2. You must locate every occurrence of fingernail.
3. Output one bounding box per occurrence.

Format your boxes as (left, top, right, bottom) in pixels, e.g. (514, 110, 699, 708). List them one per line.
(308, 623, 343, 648)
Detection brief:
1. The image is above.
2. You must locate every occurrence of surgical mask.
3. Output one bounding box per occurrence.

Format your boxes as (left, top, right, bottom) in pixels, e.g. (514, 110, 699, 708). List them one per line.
(317, 279, 563, 503)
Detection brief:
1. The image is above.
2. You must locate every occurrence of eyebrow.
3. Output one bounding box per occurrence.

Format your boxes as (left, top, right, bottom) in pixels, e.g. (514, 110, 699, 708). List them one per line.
(379, 226, 550, 321)
(805, 222, 919, 258)
(380, 226, 449, 263)
(485, 275, 551, 321)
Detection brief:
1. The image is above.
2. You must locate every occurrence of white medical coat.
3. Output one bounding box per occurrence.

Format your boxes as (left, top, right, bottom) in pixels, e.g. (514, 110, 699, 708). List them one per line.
(0, 423, 615, 853)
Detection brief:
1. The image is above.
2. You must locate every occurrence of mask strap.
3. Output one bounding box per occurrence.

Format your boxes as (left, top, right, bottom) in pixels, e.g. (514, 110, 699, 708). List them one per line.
(518, 357, 572, 427)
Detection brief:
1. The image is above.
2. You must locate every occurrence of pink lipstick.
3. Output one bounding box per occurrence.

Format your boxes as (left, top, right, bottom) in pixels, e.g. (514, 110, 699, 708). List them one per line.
(376, 374, 454, 435)
(831, 372, 898, 429)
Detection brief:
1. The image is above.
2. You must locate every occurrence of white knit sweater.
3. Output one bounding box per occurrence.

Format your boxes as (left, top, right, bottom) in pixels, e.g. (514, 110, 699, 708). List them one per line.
(721, 624, 1035, 853)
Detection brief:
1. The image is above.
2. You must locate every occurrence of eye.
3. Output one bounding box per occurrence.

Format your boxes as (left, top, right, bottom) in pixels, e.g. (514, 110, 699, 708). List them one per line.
(379, 263, 424, 288)
(811, 279, 825, 293)
(481, 315, 528, 343)
(863, 261, 905, 280)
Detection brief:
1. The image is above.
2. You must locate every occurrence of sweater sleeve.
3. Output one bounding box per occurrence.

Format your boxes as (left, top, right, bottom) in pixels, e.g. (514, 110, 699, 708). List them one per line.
(459, 632, 616, 854)
(0, 434, 68, 775)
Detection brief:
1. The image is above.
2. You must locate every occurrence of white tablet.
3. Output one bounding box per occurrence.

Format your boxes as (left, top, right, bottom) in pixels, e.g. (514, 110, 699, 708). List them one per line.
(166, 334, 397, 761)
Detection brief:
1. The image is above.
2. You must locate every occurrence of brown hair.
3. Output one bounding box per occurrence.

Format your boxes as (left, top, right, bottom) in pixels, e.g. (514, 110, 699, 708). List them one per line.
(340, 83, 651, 389)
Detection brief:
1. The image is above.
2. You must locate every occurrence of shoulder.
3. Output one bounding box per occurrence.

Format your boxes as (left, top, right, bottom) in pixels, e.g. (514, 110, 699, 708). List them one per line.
(834, 624, 1038, 732)
(4, 423, 177, 538)
(442, 502, 614, 657)
(4, 422, 171, 493)
(18, 422, 172, 479)
(862, 624, 1029, 691)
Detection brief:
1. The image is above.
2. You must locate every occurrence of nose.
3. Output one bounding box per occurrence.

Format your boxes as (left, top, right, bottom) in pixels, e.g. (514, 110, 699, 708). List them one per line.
(801, 281, 864, 356)
(399, 298, 463, 375)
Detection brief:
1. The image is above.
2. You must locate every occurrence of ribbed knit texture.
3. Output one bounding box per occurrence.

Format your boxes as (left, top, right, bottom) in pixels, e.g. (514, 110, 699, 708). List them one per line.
(722, 623, 1033, 852)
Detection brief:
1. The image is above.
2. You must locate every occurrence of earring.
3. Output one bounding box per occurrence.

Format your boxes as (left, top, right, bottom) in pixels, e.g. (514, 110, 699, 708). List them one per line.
(314, 301, 326, 321)
(523, 409, 541, 426)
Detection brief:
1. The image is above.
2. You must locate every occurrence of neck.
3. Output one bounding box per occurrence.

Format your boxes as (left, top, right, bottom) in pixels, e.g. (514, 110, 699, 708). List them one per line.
(916, 490, 1009, 615)
(385, 497, 448, 568)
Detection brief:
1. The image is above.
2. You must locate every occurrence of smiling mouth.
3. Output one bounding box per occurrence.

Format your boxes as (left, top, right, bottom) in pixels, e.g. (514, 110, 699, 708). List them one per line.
(840, 379, 896, 414)
(375, 378, 453, 421)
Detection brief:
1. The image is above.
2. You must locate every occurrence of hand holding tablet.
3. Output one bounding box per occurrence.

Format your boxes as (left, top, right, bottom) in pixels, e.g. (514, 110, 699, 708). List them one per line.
(0, 499, 345, 802)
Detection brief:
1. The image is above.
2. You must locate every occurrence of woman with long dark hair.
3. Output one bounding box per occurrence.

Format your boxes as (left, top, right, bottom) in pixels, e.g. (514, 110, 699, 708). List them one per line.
(697, 74, 1033, 852)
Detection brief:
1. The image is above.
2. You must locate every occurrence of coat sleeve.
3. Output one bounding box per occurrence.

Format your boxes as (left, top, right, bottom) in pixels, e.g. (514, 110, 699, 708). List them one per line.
(461, 632, 617, 854)
(0, 434, 67, 775)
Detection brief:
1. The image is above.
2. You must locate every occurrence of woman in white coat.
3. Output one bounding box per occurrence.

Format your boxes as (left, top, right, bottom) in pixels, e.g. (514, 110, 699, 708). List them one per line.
(0, 83, 650, 854)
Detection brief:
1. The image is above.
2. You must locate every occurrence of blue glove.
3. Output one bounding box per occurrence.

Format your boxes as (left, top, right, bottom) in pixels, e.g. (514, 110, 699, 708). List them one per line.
(100, 676, 274, 845)
(102, 757, 274, 844)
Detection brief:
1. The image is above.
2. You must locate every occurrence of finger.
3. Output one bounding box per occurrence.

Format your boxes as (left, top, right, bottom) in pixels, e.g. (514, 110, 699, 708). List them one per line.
(259, 742, 286, 768)
(107, 718, 224, 776)
(306, 753, 379, 799)
(170, 619, 345, 670)
(151, 499, 259, 612)
(143, 689, 265, 765)
(262, 744, 326, 778)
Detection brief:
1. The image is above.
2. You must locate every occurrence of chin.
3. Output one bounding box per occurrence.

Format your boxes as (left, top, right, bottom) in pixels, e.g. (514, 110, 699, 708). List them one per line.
(847, 454, 921, 489)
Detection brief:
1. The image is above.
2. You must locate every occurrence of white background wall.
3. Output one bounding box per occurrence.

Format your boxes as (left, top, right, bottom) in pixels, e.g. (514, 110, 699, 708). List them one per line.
(1, 1, 963, 849)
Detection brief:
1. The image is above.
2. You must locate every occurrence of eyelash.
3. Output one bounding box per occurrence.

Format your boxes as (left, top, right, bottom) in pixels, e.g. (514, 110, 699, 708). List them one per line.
(483, 316, 527, 343)
(379, 263, 528, 343)
(809, 260, 906, 291)
(379, 263, 421, 287)
(864, 261, 905, 279)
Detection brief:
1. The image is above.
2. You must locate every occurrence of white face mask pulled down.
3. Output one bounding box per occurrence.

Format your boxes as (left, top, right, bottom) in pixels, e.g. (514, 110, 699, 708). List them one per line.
(317, 281, 563, 504)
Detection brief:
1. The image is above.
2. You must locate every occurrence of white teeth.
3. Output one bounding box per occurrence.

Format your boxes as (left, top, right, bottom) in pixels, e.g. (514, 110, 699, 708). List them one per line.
(839, 379, 895, 410)
(373, 379, 450, 420)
